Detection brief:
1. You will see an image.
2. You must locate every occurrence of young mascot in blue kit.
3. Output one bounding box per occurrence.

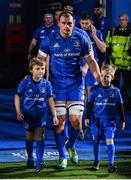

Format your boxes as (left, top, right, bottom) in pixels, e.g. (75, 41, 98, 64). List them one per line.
(85, 64, 125, 173)
(14, 57, 58, 173)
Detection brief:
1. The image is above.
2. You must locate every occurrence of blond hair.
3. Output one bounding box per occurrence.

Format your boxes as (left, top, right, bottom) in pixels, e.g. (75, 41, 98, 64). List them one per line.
(101, 64, 117, 79)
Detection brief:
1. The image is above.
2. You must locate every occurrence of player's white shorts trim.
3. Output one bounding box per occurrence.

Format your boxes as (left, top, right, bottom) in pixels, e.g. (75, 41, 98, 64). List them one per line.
(55, 104, 66, 116)
(68, 103, 84, 116)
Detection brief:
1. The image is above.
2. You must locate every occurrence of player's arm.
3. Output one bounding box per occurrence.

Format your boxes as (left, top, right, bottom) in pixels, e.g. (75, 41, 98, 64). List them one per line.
(85, 55, 101, 81)
(117, 103, 125, 130)
(14, 94, 24, 121)
(45, 55, 50, 80)
(91, 24, 106, 53)
(48, 97, 59, 126)
(28, 38, 37, 60)
(82, 63, 89, 77)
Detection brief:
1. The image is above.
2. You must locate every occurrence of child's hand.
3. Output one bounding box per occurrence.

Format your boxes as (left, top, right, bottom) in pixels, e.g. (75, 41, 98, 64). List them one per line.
(85, 119, 89, 127)
(16, 112, 24, 121)
(120, 122, 125, 130)
(53, 116, 59, 126)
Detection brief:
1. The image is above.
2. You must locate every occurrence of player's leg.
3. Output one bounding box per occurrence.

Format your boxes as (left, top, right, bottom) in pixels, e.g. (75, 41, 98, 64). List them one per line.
(90, 118, 101, 171)
(34, 113, 46, 173)
(34, 127, 45, 173)
(55, 102, 68, 169)
(24, 114, 35, 168)
(67, 101, 84, 164)
(25, 131, 34, 168)
(105, 121, 117, 173)
(79, 71, 98, 140)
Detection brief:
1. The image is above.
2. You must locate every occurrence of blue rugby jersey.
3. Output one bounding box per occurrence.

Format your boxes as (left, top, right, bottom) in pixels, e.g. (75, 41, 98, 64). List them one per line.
(86, 28, 104, 62)
(39, 29, 93, 91)
(33, 25, 56, 47)
(88, 84, 123, 119)
(17, 76, 53, 115)
(93, 16, 108, 40)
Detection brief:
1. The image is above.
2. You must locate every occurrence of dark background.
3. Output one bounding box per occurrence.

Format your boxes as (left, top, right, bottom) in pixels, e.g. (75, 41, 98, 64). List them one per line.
(0, 0, 131, 87)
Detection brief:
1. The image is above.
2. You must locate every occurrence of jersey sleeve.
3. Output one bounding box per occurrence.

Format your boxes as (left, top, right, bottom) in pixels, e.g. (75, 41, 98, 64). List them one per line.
(17, 79, 26, 96)
(46, 81, 53, 98)
(116, 89, 123, 104)
(81, 33, 94, 57)
(88, 87, 95, 103)
(38, 36, 50, 57)
(33, 27, 40, 40)
(96, 29, 104, 42)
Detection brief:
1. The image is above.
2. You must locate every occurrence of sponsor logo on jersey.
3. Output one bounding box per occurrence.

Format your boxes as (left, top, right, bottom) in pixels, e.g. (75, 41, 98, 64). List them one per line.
(40, 36, 45, 39)
(64, 48, 70, 52)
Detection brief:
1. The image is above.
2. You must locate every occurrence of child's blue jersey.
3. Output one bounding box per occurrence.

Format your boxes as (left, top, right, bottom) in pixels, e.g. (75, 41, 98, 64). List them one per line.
(33, 25, 56, 47)
(17, 76, 53, 115)
(39, 29, 93, 91)
(89, 84, 123, 120)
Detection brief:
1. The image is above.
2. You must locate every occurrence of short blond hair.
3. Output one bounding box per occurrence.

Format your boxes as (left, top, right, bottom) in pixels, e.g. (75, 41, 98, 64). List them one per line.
(29, 57, 45, 71)
(101, 64, 117, 79)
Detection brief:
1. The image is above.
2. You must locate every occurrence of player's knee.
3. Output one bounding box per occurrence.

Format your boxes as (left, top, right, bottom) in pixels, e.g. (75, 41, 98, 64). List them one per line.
(56, 104, 66, 118)
(68, 102, 84, 117)
(55, 104, 66, 132)
(106, 139, 114, 145)
(70, 118, 81, 130)
(68, 103, 84, 130)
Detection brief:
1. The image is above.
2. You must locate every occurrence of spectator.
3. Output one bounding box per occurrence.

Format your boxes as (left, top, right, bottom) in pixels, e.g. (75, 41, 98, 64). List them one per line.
(93, 3, 108, 40)
(106, 13, 131, 109)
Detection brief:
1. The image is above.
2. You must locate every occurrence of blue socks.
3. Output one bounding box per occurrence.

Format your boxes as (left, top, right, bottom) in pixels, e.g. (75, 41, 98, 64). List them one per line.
(26, 140, 33, 161)
(55, 131, 67, 159)
(107, 144, 115, 165)
(68, 126, 80, 148)
(93, 141, 100, 162)
(35, 140, 44, 170)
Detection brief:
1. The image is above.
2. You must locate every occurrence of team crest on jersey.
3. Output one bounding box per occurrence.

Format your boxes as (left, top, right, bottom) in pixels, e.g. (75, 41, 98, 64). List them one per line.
(53, 43, 60, 48)
(110, 92, 115, 98)
(39, 87, 46, 93)
(73, 41, 80, 47)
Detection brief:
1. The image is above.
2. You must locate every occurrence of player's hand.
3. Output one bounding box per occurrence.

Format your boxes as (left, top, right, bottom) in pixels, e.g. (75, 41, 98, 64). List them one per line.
(28, 54, 32, 61)
(16, 112, 24, 121)
(82, 64, 89, 76)
(53, 116, 59, 126)
(91, 24, 97, 38)
(85, 119, 89, 127)
(120, 122, 125, 130)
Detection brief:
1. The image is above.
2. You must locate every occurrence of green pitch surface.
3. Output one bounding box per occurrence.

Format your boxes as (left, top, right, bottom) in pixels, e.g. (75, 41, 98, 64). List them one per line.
(0, 160, 131, 179)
